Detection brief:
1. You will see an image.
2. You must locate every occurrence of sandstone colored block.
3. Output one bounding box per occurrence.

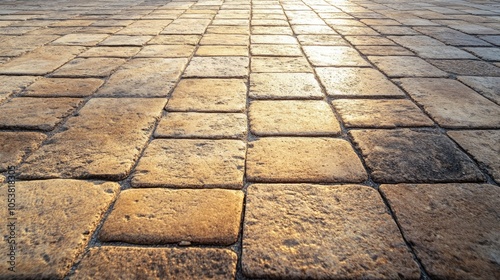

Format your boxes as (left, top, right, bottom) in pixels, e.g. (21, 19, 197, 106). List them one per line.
(317, 67, 404, 97)
(250, 44, 302, 56)
(97, 58, 187, 97)
(251, 56, 312, 72)
(458, 76, 500, 104)
(166, 79, 246, 112)
(132, 139, 246, 188)
(356, 45, 414, 56)
(292, 24, 336, 35)
(397, 78, 500, 128)
(350, 129, 484, 183)
(0, 75, 38, 103)
(100, 189, 243, 245)
(297, 34, 349, 46)
(332, 99, 434, 128)
(196, 45, 248, 56)
(72, 247, 237, 280)
(51, 33, 109, 46)
(303, 46, 369, 66)
(345, 35, 395, 46)
(184, 56, 248, 77)
(242, 184, 420, 279)
(0, 97, 82, 131)
(98, 35, 152, 46)
(135, 45, 195, 57)
(0, 180, 119, 279)
(155, 112, 247, 139)
(249, 100, 340, 136)
(148, 35, 201, 45)
(200, 34, 249, 45)
(79, 46, 140, 58)
(246, 138, 367, 183)
(19, 98, 165, 180)
(23, 78, 103, 97)
(0, 132, 46, 171)
(251, 35, 297, 44)
(0, 46, 85, 75)
(249, 73, 323, 99)
(369, 56, 448, 78)
(52, 57, 126, 77)
(381, 183, 500, 280)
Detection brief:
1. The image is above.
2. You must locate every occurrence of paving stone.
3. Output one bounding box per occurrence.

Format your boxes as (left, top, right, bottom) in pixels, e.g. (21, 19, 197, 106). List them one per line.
(148, 35, 201, 45)
(167, 78, 246, 112)
(200, 34, 249, 45)
(316, 67, 405, 97)
(303, 46, 369, 67)
(480, 35, 500, 45)
(345, 35, 395, 45)
(0, 132, 46, 171)
(135, 45, 195, 57)
(98, 35, 152, 46)
(251, 34, 297, 44)
(155, 112, 247, 139)
(246, 137, 367, 183)
(428, 59, 500, 76)
(291, 24, 337, 34)
(0, 97, 82, 131)
(249, 73, 323, 99)
(196, 45, 248, 56)
(0, 46, 84, 75)
(19, 98, 165, 180)
(251, 19, 289, 26)
(78, 46, 140, 57)
(350, 129, 484, 183)
(23, 78, 103, 97)
(72, 247, 237, 280)
(51, 33, 109, 46)
(251, 56, 312, 72)
(116, 20, 172, 35)
(324, 19, 365, 26)
(361, 19, 401, 25)
(184, 56, 248, 77)
(51, 57, 126, 78)
(96, 58, 186, 97)
(397, 78, 500, 128)
(464, 47, 500, 61)
(250, 44, 301, 56)
(242, 184, 420, 279)
(0, 35, 60, 56)
(100, 188, 243, 245)
(372, 25, 419, 35)
(0, 179, 119, 279)
(458, 76, 500, 104)
(332, 25, 379, 35)
(161, 19, 210, 34)
(449, 23, 500, 35)
(251, 26, 293, 35)
(369, 56, 448, 78)
(356, 45, 414, 56)
(249, 100, 340, 136)
(414, 26, 491, 46)
(296, 34, 348, 45)
(409, 45, 476, 59)
(332, 99, 434, 128)
(0, 75, 38, 103)
(380, 183, 500, 280)
(132, 139, 246, 188)
(448, 130, 500, 182)
(206, 25, 249, 34)
(212, 19, 249, 26)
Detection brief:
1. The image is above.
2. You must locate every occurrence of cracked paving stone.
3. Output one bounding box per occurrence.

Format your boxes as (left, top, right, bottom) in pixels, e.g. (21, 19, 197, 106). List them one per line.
(51, 33, 109, 46)
(0, 97, 82, 131)
(303, 46, 369, 67)
(196, 45, 248, 56)
(51, 57, 126, 78)
(397, 78, 500, 128)
(98, 35, 152, 46)
(458, 76, 500, 104)
(0, 75, 38, 103)
(249, 73, 323, 99)
(72, 247, 237, 280)
(166, 78, 246, 112)
(96, 58, 187, 97)
(251, 56, 312, 72)
(183, 56, 248, 77)
(132, 139, 246, 188)
(317, 67, 404, 97)
(18, 98, 165, 180)
(0, 179, 119, 279)
(332, 99, 434, 128)
(23, 78, 103, 97)
(0, 46, 85, 75)
(0, 132, 46, 171)
(381, 183, 500, 280)
(350, 129, 484, 183)
(99, 188, 243, 245)
(242, 184, 420, 279)
(448, 130, 500, 182)
(135, 45, 195, 57)
(428, 59, 500, 76)
(249, 100, 340, 136)
(246, 137, 367, 183)
(369, 56, 448, 78)
(79, 46, 140, 58)
(155, 112, 247, 139)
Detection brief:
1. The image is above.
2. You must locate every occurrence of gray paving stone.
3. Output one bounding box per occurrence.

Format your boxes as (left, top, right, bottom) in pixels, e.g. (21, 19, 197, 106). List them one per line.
(458, 76, 500, 104)
(414, 26, 492, 46)
(464, 47, 500, 61)
(356, 45, 414, 56)
(428, 59, 500, 76)
(249, 73, 323, 99)
(369, 56, 448, 77)
(98, 35, 152, 46)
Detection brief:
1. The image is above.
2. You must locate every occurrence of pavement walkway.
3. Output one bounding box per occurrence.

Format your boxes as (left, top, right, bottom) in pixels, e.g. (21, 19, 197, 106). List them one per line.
(0, 0, 499, 279)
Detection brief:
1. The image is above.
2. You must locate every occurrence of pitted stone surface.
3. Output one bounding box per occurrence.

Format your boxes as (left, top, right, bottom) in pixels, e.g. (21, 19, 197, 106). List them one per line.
(242, 184, 420, 279)
(0, 179, 119, 279)
(381, 183, 500, 280)
(0, 132, 46, 171)
(100, 188, 243, 245)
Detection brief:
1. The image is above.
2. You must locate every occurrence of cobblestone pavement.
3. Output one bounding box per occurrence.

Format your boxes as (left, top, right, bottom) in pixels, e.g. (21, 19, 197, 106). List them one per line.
(0, 0, 499, 279)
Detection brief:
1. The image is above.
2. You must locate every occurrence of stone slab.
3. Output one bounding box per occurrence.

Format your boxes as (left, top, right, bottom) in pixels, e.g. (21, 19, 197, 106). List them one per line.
(0, 75, 38, 103)
(249, 73, 323, 99)
(23, 78, 103, 97)
(250, 44, 302, 56)
(51, 33, 109, 46)
(458, 76, 500, 104)
(183, 56, 248, 77)
(368, 56, 448, 78)
(303, 46, 369, 66)
(251, 56, 312, 72)
(428, 59, 500, 76)
(51, 57, 126, 77)
(0, 132, 46, 171)
(135, 45, 195, 57)
(196, 45, 248, 56)
(78, 46, 140, 58)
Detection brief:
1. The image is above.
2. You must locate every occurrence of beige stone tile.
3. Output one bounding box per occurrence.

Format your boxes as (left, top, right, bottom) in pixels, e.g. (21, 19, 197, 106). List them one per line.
(242, 184, 419, 279)
(251, 26, 293, 35)
(345, 35, 395, 46)
(51, 33, 109, 46)
(371, 25, 419, 35)
(297, 34, 348, 45)
(161, 19, 210, 34)
(206, 25, 249, 34)
(0, 35, 60, 56)
(196, 45, 248, 56)
(200, 34, 249, 45)
(184, 56, 248, 77)
(135, 45, 195, 57)
(148, 35, 201, 45)
(356, 45, 414, 56)
(250, 44, 301, 56)
(303, 46, 369, 67)
(132, 139, 246, 188)
(251, 56, 312, 72)
(51, 57, 126, 78)
(116, 20, 172, 35)
(369, 56, 448, 78)
(458, 76, 500, 104)
(250, 35, 297, 44)
(0, 132, 46, 171)
(249, 73, 323, 99)
(246, 137, 367, 183)
(0, 179, 119, 279)
(98, 35, 152, 46)
(79, 46, 140, 57)
(0, 75, 38, 103)
(23, 78, 103, 97)
(332, 26, 379, 35)
(292, 24, 337, 34)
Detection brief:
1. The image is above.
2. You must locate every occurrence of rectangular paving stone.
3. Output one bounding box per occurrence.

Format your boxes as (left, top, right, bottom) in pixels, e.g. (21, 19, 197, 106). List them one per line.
(0, 132, 46, 171)
(249, 73, 323, 99)
(200, 34, 249, 45)
(250, 44, 301, 56)
(100, 188, 243, 245)
(51, 33, 109, 46)
(0, 179, 119, 279)
(0, 75, 38, 103)
(78, 46, 140, 58)
(72, 247, 236, 280)
(356, 45, 414, 56)
(332, 99, 434, 128)
(316, 67, 405, 97)
(303, 46, 369, 67)
(458, 76, 500, 104)
(0, 46, 85, 75)
(250, 34, 297, 44)
(242, 184, 420, 279)
(381, 183, 500, 280)
(23, 78, 103, 97)
(251, 56, 312, 72)
(296, 34, 349, 45)
(369, 56, 448, 78)
(0, 97, 82, 131)
(345, 35, 396, 46)
(409, 45, 476, 59)
(350, 129, 484, 183)
(246, 137, 367, 183)
(161, 19, 210, 34)
(116, 20, 172, 35)
(98, 35, 152, 46)
(135, 45, 195, 57)
(148, 35, 201, 45)
(132, 139, 246, 188)
(464, 47, 500, 61)
(155, 112, 247, 139)
(196, 45, 248, 56)
(291, 24, 337, 35)
(96, 58, 187, 97)
(397, 78, 500, 128)
(19, 98, 165, 180)
(249, 100, 340, 136)
(428, 59, 500, 76)
(207, 25, 249, 34)
(166, 78, 246, 112)
(184, 56, 249, 77)
(51, 57, 126, 77)
(0, 35, 60, 56)
(251, 26, 293, 35)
